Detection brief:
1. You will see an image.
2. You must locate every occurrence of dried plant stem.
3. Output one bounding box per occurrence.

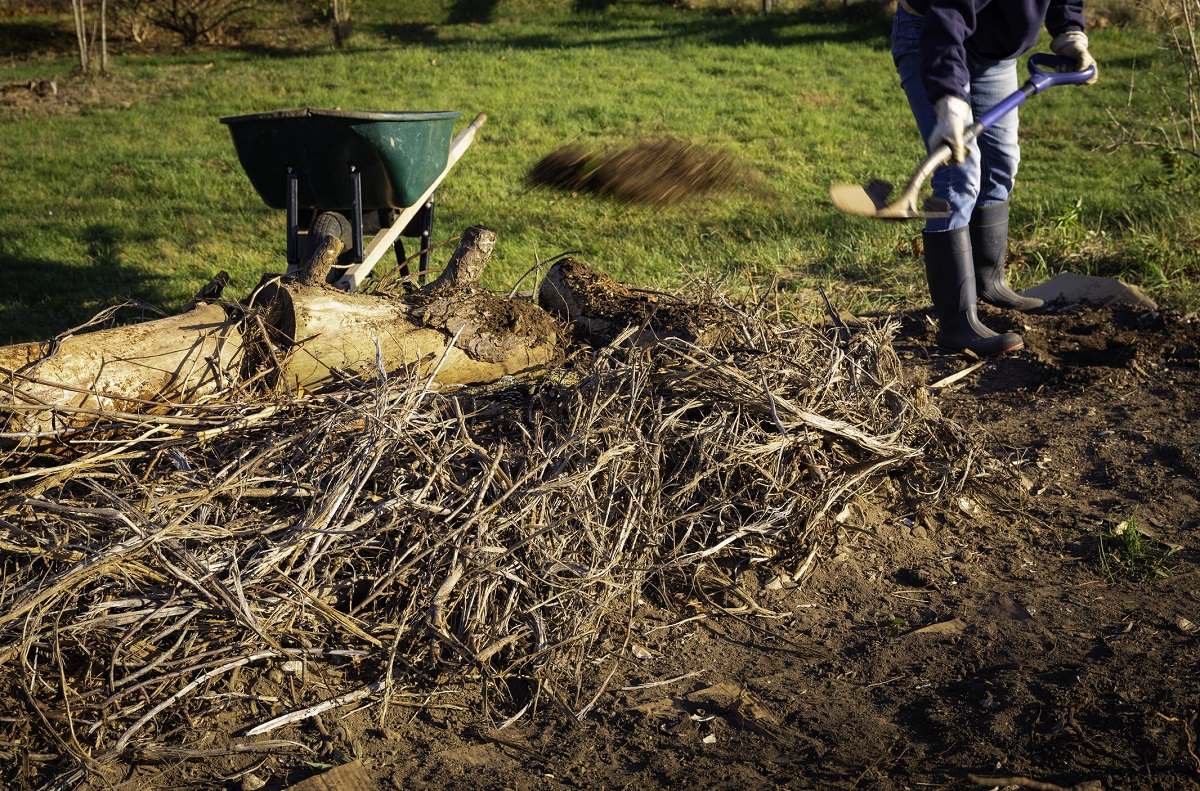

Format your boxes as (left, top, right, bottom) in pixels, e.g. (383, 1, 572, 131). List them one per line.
(0, 303, 973, 788)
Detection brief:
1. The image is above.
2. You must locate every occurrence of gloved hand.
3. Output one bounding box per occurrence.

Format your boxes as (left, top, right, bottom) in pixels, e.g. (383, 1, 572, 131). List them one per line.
(1051, 31, 1099, 84)
(932, 95, 972, 164)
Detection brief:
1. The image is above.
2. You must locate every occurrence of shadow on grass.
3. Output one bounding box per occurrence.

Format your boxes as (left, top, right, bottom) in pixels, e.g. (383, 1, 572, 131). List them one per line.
(0, 225, 176, 344)
(532, 10, 884, 49)
(574, 0, 620, 11)
(372, 22, 441, 46)
(221, 42, 349, 60)
(0, 20, 76, 59)
(372, 3, 894, 48)
(447, 0, 503, 25)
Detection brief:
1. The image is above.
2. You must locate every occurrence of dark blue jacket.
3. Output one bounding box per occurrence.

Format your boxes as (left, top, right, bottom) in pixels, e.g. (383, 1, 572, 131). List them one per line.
(907, 0, 1086, 103)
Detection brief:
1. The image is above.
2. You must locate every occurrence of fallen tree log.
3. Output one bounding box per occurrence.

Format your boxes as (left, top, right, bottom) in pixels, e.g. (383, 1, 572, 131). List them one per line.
(0, 302, 242, 435)
(0, 229, 746, 437)
(0, 226, 561, 435)
(538, 256, 736, 347)
(249, 224, 561, 390)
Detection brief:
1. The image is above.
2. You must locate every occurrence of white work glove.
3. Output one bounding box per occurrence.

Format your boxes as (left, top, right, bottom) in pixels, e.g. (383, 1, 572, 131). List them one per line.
(1051, 31, 1099, 84)
(932, 95, 972, 164)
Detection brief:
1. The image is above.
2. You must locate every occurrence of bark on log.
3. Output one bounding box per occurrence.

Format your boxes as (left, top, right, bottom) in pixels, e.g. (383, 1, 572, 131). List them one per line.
(0, 302, 242, 434)
(250, 281, 559, 390)
(537, 257, 735, 347)
(250, 225, 561, 390)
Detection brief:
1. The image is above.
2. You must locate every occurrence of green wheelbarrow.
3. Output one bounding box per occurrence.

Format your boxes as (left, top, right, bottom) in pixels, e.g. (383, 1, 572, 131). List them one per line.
(221, 107, 487, 291)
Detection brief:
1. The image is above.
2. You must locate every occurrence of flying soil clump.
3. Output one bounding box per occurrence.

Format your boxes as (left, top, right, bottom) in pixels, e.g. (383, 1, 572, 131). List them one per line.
(526, 138, 766, 206)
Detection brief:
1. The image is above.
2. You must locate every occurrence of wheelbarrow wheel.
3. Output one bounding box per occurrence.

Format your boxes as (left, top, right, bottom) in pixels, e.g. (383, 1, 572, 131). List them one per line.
(303, 211, 354, 285)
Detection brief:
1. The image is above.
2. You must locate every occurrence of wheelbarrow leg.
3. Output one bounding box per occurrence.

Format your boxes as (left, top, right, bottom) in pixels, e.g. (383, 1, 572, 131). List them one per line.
(381, 209, 411, 280)
(415, 193, 435, 284)
(286, 168, 300, 267)
(349, 166, 364, 263)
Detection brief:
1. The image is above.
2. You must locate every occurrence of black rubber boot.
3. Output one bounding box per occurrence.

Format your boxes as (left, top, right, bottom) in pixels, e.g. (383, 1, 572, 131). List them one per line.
(924, 227, 1024, 357)
(970, 201, 1044, 312)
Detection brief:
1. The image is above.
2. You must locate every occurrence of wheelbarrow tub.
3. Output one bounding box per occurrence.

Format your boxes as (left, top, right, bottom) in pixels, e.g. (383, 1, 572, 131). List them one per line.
(220, 108, 462, 211)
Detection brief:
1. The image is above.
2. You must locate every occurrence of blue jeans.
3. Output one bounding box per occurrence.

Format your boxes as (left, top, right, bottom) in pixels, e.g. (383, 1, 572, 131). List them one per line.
(891, 5, 1021, 232)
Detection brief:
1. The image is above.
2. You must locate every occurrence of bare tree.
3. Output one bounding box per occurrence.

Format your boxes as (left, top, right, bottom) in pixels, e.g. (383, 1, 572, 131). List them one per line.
(1105, 0, 1200, 186)
(69, 0, 108, 75)
(100, 0, 108, 72)
(148, 0, 260, 45)
(331, 0, 353, 47)
(1156, 0, 1199, 154)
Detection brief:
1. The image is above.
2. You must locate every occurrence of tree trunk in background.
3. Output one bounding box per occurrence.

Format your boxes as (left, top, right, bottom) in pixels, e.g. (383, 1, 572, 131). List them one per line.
(332, 0, 352, 48)
(70, 0, 90, 74)
(100, 0, 108, 73)
(69, 0, 109, 75)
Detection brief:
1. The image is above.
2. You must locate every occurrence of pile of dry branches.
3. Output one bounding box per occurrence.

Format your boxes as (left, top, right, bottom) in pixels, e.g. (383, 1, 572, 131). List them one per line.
(0, 306, 967, 787)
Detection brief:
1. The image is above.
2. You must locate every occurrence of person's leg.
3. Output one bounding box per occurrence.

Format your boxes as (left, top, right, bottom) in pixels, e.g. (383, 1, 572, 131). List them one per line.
(892, 10, 1022, 355)
(970, 200, 1043, 310)
(923, 226, 1024, 356)
(892, 5, 978, 233)
(968, 54, 1020, 207)
(965, 55, 1043, 310)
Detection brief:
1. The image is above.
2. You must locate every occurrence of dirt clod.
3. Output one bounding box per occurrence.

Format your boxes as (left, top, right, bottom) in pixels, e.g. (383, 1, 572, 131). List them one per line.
(526, 138, 766, 206)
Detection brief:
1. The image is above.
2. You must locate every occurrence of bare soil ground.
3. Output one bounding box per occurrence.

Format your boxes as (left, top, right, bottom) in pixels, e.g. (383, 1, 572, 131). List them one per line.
(131, 301, 1196, 791)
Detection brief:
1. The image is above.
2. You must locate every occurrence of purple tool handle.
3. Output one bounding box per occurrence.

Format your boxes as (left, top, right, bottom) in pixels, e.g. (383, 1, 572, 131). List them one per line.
(967, 53, 1096, 143)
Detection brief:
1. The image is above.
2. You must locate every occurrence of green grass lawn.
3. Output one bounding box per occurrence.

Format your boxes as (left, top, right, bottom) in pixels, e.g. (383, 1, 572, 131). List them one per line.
(0, 0, 1195, 342)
